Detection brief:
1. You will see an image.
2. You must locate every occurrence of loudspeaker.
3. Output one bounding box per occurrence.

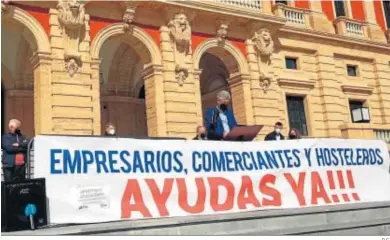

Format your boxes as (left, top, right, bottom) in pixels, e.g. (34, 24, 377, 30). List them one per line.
(1, 178, 47, 232)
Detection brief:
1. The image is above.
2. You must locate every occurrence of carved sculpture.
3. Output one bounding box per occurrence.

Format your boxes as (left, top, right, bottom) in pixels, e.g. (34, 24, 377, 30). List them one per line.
(123, 6, 136, 31)
(168, 13, 191, 86)
(65, 58, 79, 78)
(57, 0, 85, 77)
(168, 13, 191, 55)
(216, 24, 228, 45)
(175, 65, 188, 86)
(253, 28, 274, 57)
(259, 72, 272, 93)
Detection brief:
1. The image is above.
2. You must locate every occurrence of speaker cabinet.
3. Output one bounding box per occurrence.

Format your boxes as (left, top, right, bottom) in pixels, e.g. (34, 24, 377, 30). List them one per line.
(1, 178, 47, 232)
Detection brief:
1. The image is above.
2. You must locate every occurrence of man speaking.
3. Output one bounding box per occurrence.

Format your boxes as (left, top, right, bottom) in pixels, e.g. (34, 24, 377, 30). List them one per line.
(204, 90, 237, 140)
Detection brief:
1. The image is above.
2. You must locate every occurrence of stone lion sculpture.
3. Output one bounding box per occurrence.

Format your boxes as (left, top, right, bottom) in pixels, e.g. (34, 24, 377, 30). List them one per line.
(57, 0, 85, 29)
(168, 13, 191, 55)
(253, 28, 274, 57)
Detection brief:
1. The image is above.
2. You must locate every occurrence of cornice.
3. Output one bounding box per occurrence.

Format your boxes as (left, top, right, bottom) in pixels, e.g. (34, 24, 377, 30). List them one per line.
(341, 84, 373, 95)
(280, 26, 390, 51)
(277, 74, 315, 89)
(155, 0, 286, 26)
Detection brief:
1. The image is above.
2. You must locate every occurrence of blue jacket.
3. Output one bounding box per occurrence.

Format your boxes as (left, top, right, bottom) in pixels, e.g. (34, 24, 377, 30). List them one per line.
(204, 106, 237, 140)
(1, 132, 28, 167)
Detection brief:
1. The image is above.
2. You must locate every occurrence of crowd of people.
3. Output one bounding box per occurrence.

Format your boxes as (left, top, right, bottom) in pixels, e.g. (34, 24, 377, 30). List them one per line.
(1, 90, 300, 182)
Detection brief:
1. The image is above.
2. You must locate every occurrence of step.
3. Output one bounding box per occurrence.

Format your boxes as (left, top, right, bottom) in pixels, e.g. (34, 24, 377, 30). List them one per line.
(3, 201, 390, 235)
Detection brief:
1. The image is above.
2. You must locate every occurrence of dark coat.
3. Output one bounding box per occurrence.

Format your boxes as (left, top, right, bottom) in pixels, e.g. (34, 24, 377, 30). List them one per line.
(204, 107, 237, 140)
(1, 132, 28, 167)
(264, 131, 285, 141)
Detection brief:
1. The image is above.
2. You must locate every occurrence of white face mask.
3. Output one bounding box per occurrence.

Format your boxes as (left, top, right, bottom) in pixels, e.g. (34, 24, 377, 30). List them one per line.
(108, 129, 115, 135)
(275, 129, 281, 134)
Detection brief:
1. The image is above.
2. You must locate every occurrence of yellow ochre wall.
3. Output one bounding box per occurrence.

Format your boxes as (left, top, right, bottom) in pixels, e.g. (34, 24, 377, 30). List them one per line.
(1, 1, 389, 149)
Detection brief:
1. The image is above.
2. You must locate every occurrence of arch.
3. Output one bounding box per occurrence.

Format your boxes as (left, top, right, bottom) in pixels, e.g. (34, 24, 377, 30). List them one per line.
(3, 5, 51, 53)
(90, 23, 162, 65)
(193, 39, 248, 74)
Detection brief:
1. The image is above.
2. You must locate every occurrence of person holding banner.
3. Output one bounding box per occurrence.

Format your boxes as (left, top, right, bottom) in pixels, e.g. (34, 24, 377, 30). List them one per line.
(205, 90, 237, 140)
(1, 119, 28, 182)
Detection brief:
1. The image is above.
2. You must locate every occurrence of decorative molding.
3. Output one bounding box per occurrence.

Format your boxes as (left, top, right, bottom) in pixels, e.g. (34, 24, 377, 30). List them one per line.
(175, 64, 189, 86)
(166, 13, 192, 86)
(259, 72, 272, 92)
(2, 5, 51, 53)
(90, 23, 162, 65)
(30, 52, 52, 70)
(168, 13, 191, 56)
(122, 5, 136, 31)
(252, 27, 274, 58)
(64, 55, 81, 77)
(277, 75, 315, 89)
(192, 38, 249, 74)
(57, 0, 86, 77)
(141, 64, 163, 79)
(341, 84, 373, 95)
(216, 22, 229, 45)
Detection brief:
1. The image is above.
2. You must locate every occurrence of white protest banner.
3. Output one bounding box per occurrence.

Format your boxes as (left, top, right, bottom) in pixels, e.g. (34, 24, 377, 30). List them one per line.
(33, 136, 390, 224)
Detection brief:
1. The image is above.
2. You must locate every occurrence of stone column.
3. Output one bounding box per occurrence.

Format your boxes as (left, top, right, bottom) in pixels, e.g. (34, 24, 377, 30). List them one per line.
(246, 29, 281, 139)
(49, 3, 97, 135)
(30, 52, 53, 135)
(159, 12, 200, 139)
(364, 0, 387, 43)
(309, 0, 335, 33)
(373, 59, 390, 125)
(90, 59, 102, 135)
(142, 64, 167, 137)
(315, 48, 345, 137)
(228, 73, 254, 125)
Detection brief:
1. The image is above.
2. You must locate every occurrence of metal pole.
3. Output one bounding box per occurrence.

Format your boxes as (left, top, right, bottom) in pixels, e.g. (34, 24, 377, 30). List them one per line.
(26, 138, 34, 179)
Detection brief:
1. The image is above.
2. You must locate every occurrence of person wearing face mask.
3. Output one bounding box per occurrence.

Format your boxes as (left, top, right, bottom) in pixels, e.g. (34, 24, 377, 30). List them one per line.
(264, 122, 285, 141)
(204, 90, 237, 140)
(104, 123, 116, 136)
(193, 126, 208, 140)
(288, 128, 301, 140)
(1, 119, 28, 182)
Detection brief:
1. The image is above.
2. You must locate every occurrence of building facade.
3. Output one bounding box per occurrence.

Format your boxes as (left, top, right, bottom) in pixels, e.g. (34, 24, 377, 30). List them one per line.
(1, 0, 390, 145)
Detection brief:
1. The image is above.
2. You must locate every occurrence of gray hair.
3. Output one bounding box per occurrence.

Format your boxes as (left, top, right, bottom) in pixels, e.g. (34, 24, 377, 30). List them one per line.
(9, 119, 21, 128)
(217, 90, 231, 100)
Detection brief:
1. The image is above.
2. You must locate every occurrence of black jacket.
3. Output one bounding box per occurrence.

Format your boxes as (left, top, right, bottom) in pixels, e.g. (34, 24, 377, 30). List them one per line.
(1, 132, 28, 167)
(264, 131, 285, 141)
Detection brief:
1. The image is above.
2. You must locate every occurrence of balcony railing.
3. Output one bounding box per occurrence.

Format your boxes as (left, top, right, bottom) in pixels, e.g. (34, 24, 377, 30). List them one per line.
(334, 17, 367, 38)
(375, 129, 390, 143)
(273, 3, 309, 28)
(284, 8, 305, 24)
(214, 0, 261, 10)
(345, 21, 364, 35)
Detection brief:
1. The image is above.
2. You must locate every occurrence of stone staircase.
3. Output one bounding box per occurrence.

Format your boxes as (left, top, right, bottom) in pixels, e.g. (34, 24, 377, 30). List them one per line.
(4, 201, 390, 235)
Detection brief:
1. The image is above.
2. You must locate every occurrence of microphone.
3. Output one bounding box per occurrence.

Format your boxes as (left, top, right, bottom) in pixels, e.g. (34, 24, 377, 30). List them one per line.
(24, 203, 37, 230)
